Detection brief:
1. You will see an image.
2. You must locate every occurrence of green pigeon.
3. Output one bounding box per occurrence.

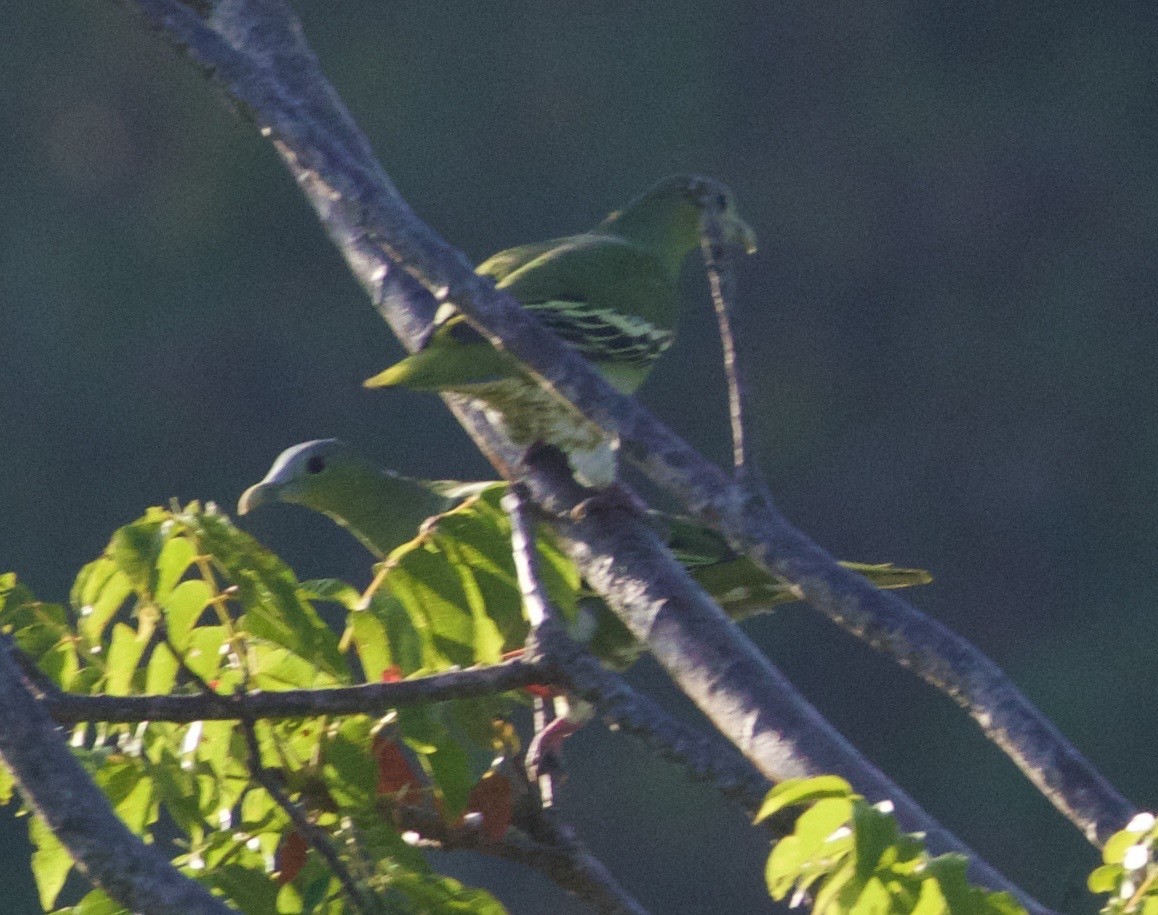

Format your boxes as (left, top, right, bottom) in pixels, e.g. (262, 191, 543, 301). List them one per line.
(239, 439, 931, 666)
(240, 439, 931, 777)
(363, 175, 758, 488)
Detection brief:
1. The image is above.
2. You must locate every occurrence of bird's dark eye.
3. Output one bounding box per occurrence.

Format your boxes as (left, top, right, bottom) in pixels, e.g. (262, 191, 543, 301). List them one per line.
(307, 455, 326, 474)
(715, 193, 728, 209)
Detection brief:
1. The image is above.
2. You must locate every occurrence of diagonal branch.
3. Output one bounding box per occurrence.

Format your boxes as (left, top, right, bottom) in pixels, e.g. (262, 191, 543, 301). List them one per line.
(125, 0, 1133, 850)
(395, 800, 650, 915)
(503, 484, 774, 815)
(0, 636, 235, 914)
(112, 0, 1091, 907)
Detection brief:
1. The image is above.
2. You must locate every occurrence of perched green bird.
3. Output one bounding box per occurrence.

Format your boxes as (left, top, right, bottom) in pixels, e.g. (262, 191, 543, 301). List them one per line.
(240, 439, 931, 666)
(363, 175, 758, 487)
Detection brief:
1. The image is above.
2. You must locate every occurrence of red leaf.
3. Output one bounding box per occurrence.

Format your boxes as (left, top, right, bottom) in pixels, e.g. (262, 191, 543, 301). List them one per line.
(371, 734, 424, 797)
(523, 683, 557, 700)
(465, 771, 514, 841)
(275, 829, 308, 885)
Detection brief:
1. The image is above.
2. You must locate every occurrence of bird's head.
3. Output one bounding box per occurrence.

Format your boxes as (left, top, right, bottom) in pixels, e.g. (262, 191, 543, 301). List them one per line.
(601, 175, 757, 266)
(238, 438, 364, 515)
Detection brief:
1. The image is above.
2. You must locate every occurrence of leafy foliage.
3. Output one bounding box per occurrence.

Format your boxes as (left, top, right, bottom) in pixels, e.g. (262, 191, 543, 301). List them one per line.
(0, 500, 565, 913)
(755, 777, 1026, 915)
(1089, 813, 1158, 915)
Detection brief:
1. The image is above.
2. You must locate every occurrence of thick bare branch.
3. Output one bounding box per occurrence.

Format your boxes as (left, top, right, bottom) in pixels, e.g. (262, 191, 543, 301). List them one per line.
(111, 0, 1094, 908)
(0, 637, 235, 914)
(129, 0, 1131, 849)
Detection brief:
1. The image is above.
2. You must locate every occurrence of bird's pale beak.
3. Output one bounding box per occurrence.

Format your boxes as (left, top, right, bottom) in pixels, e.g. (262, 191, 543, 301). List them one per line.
(237, 482, 272, 516)
(729, 215, 758, 256)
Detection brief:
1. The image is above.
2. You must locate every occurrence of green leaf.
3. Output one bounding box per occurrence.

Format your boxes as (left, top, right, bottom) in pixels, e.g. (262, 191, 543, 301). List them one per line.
(109, 515, 167, 596)
(154, 536, 197, 604)
(755, 776, 855, 823)
(813, 857, 857, 915)
(397, 706, 478, 815)
(0, 762, 14, 806)
(73, 559, 133, 642)
(911, 876, 949, 915)
(852, 801, 900, 879)
(348, 610, 392, 682)
(324, 729, 377, 808)
(850, 876, 892, 915)
(299, 579, 362, 608)
(766, 835, 804, 899)
(428, 499, 526, 653)
(389, 870, 509, 914)
(162, 579, 212, 651)
(439, 536, 511, 664)
(148, 750, 208, 840)
(793, 797, 855, 858)
(145, 643, 179, 694)
(105, 623, 149, 696)
(56, 888, 127, 914)
(183, 507, 346, 679)
(1104, 828, 1139, 865)
(387, 546, 477, 668)
(107, 769, 156, 835)
(1088, 863, 1123, 894)
(363, 592, 424, 676)
(208, 863, 281, 913)
(182, 625, 227, 683)
(922, 855, 974, 912)
(30, 816, 73, 912)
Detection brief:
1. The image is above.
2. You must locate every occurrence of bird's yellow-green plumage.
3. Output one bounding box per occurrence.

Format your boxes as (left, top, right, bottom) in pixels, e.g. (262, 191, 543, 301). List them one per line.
(364, 175, 758, 487)
(241, 440, 932, 668)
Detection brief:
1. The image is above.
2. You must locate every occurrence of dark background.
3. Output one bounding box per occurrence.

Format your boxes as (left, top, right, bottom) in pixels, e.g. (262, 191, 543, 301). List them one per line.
(3, 2, 1156, 912)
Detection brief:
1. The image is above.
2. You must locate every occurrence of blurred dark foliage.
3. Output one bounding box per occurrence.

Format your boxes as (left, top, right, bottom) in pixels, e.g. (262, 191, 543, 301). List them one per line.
(1, 1, 1155, 912)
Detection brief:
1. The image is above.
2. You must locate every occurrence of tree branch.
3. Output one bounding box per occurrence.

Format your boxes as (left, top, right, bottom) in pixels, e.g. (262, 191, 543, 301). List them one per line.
(111, 0, 1092, 908)
(700, 207, 767, 495)
(0, 636, 235, 914)
(395, 800, 650, 915)
(240, 716, 376, 914)
(43, 658, 555, 725)
(127, 0, 1130, 850)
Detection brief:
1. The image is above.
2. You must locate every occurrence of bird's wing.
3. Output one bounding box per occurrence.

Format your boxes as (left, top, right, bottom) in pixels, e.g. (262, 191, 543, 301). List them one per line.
(496, 235, 678, 379)
(477, 238, 569, 284)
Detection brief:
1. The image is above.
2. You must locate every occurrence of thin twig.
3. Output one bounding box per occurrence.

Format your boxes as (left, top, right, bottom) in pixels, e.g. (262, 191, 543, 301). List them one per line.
(44, 658, 555, 724)
(238, 716, 376, 914)
(395, 801, 650, 915)
(162, 631, 377, 915)
(195, 0, 1132, 847)
(501, 484, 652, 915)
(113, 1, 1081, 908)
(700, 206, 765, 494)
(0, 635, 235, 914)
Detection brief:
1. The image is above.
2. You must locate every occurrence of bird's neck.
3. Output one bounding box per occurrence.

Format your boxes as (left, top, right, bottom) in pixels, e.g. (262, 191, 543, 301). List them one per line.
(598, 197, 702, 279)
(319, 468, 450, 560)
